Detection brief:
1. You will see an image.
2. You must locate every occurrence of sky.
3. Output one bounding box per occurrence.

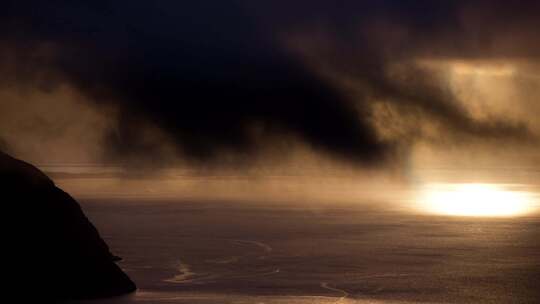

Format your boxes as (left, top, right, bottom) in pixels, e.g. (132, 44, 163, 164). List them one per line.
(4, 4, 540, 303)
(1, 0, 540, 172)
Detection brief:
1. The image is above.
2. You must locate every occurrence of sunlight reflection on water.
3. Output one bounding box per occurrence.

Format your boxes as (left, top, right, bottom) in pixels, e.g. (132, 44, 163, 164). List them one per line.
(417, 183, 539, 217)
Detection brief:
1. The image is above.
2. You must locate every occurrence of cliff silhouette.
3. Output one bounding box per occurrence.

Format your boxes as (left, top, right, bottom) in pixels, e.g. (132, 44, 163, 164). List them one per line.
(1, 150, 136, 300)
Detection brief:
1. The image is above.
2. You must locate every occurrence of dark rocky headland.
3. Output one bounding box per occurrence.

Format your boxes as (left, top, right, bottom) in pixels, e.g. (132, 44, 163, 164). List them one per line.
(1, 150, 136, 301)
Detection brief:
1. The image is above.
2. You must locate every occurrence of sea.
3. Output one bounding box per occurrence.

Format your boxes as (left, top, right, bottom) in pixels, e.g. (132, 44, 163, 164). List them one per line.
(41, 164, 540, 304)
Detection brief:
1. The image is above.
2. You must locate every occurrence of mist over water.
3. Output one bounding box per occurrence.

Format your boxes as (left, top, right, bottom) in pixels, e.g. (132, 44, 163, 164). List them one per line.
(71, 196, 540, 303)
(48, 163, 540, 304)
(45, 160, 540, 217)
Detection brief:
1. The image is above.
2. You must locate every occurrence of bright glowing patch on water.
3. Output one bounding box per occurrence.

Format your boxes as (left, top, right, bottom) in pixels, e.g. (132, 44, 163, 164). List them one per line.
(419, 183, 536, 217)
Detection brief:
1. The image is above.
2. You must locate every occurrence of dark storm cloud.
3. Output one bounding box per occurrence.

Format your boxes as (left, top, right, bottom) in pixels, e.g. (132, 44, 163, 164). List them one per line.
(1, 0, 390, 164)
(1, 0, 538, 165)
(255, 0, 540, 149)
(252, 0, 537, 136)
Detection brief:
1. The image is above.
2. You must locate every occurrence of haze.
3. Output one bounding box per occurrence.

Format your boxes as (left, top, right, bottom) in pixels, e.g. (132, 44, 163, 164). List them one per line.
(2, 1, 540, 303)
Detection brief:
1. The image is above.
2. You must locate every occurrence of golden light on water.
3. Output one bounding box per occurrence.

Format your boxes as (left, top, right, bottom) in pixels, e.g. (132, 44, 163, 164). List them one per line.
(418, 183, 537, 217)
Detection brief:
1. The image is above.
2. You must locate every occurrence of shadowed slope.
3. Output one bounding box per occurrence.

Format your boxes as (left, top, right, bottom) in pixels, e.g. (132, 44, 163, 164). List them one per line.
(1, 151, 136, 300)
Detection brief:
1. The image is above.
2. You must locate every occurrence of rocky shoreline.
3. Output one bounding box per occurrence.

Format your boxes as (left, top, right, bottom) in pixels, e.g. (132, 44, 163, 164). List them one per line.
(1, 151, 136, 300)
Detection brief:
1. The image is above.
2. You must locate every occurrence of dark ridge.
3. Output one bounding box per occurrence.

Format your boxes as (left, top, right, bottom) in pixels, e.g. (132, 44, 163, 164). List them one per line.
(1, 150, 136, 300)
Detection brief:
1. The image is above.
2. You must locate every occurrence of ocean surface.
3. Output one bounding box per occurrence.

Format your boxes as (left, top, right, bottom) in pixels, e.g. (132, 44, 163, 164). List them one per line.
(60, 198, 540, 304)
(45, 164, 540, 303)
